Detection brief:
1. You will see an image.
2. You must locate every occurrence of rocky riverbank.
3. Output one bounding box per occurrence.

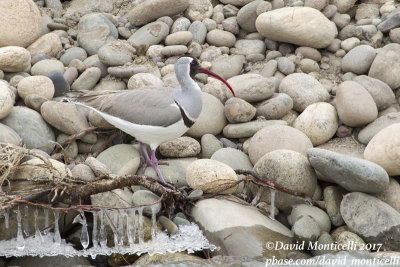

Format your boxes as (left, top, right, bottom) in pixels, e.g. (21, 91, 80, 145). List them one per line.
(1, 0, 400, 266)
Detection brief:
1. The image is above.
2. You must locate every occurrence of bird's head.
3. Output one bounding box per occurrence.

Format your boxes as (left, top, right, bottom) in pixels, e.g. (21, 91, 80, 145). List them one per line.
(176, 56, 235, 96)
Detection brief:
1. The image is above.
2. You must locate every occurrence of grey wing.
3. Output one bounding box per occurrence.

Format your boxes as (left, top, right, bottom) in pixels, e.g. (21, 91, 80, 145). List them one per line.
(75, 89, 182, 127)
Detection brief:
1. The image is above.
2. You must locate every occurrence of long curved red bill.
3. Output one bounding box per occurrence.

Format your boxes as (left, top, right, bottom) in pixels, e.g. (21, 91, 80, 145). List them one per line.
(200, 68, 235, 96)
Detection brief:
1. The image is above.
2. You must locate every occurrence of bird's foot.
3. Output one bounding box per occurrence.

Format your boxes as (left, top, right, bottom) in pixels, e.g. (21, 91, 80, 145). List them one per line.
(140, 142, 153, 170)
(151, 150, 166, 183)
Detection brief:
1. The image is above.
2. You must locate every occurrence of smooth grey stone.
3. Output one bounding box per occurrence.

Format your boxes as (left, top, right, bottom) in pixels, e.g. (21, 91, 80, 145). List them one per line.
(60, 47, 87, 66)
(292, 215, 321, 243)
(341, 45, 376, 75)
(358, 112, 400, 144)
(323, 185, 346, 227)
(0, 106, 55, 153)
(96, 144, 140, 176)
(188, 21, 207, 44)
(341, 192, 400, 250)
(288, 204, 331, 233)
(31, 54, 51, 65)
(307, 148, 389, 194)
(211, 147, 253, 171)
(158, 216, 178, 235)
(132, 190, 162, 216)
(128, 21, 169, 48)
(223, 120, 287, 138)
(201, 134, 223, 159)
(83, 55, 108, 78)
(377, 11, 400, 32)
(0, 123, 21, 145)
(48, 70, 70, 97)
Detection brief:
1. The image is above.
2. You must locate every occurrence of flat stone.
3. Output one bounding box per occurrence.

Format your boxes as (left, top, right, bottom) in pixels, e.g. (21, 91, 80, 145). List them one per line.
(159, 136, 201, 157)
(293, 102, 338, 146)
(307, 148, 389, 194)
(192, 198, 293, 258)
(161, 45, 188, 56)
(1, 106, 55, 153)
(128, 0, 189, 26)
(165, 31, 193, 46)
(364, 123, 400, 176)
(223, 120, 287, 139)
(256, 93, 293, 120)
(186, 159, 238, 194)
(340, 192, 400, 250)
(0, 46, 31, 72)
(40, 101, 96, 144)
(248, 124, 313, 165)
(279, 73, 330, 112)
(336, 81, 378, 127)
(128, 21, 170, 48)
(233, 39, 266, 56)
(256, 7, 336, 48)
(206, 29, 236, 47)
(227, 74, 274, 103)
(96, 144, 140, 176)
(253, 149, 317, 210)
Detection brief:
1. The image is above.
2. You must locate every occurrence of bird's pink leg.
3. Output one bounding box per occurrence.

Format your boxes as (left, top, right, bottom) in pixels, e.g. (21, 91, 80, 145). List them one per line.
(140, 142, 152, 169)
(151, 149, 166, 183)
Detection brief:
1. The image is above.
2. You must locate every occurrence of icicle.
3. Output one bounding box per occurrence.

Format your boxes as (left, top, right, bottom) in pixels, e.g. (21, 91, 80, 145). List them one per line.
(118, 211, 125, 246)
(138, 207, 144, 244)
(110, 211, 119, 247)
(151, 205, 157, 240)
(128, 209, 136, 246)
(92, 211, 99, 248)
(4, 211, 9, 229)
(269, 189, 276, 220)
(23, 205, 30, 236)
(15, 209, 25, 251)
(53, 210, 61, 245)
(73, 211, 89, 249)
(44, 208, 49, 228)
(34, 208, 43, 242)
(99, 209, 107, 248)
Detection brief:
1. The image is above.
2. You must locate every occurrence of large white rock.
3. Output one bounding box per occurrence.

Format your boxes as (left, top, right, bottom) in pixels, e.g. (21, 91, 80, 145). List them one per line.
(364, 123, 400, 176)
(255, 7, 336, 48)
(0, 46, 31, 72)
(186, 159, 238, 194)
(293, 102, 338, 146)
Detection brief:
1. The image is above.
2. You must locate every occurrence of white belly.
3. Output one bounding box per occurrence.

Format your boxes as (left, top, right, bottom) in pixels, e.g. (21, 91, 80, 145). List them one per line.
(76, 103, 189, 150)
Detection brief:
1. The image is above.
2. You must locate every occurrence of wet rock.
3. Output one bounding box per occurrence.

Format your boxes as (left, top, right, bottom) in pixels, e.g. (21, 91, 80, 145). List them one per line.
(158, 216, 179, 235)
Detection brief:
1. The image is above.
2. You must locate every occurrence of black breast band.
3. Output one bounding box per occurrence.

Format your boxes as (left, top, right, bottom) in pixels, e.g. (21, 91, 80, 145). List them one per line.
(174, 101, 195, 128)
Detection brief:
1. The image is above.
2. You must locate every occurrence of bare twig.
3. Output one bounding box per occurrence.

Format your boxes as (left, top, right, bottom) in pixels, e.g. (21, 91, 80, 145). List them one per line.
(51, 126, 97, 154)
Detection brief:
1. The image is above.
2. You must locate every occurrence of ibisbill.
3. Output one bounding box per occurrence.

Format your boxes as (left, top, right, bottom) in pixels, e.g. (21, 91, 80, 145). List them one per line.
(68, 56, 235, 183)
